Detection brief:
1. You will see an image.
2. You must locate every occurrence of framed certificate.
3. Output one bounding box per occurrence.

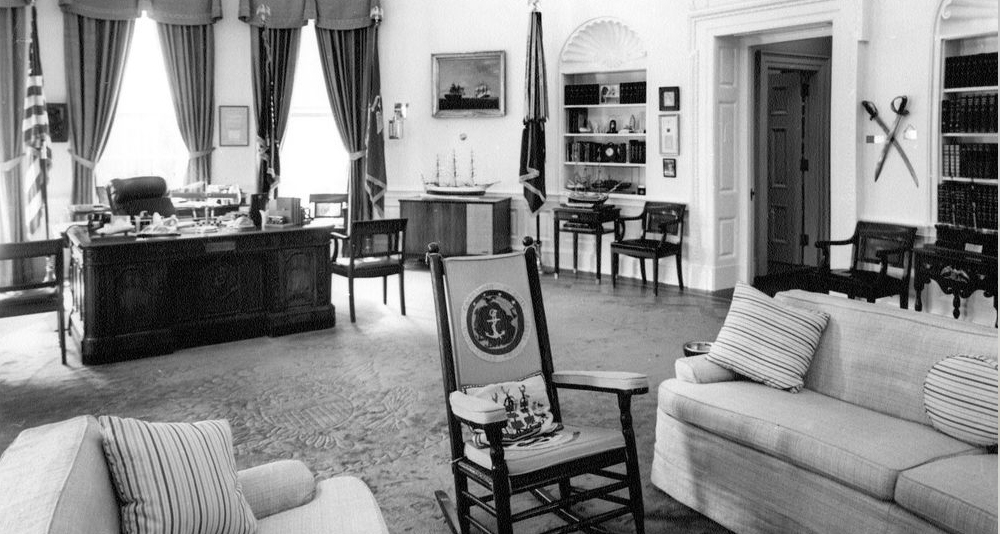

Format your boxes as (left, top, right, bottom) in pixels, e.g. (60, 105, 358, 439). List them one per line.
(219, 105, 249, 147)
(659, 114, 679, 155)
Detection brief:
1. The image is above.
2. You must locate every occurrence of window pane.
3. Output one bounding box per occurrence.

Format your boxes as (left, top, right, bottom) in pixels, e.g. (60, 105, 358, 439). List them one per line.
(97, 15, 188, 189)
(280, 24, 348, 204)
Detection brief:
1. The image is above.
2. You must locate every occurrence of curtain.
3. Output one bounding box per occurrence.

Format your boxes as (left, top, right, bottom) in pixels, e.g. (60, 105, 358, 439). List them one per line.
(317, 23, 384, 221)
(157, 23, 215, 184)
(251, 27, 300, 196)
(63, 13, 134, 204)
(0, 5, 27, 284)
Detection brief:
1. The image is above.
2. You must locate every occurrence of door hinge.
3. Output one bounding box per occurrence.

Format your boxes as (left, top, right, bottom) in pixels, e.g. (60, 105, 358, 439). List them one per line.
(800, 158, 810, 172)
(801, 83, 810, 98)
(750, 188, 755, 201)
(800, 234, 810, 247)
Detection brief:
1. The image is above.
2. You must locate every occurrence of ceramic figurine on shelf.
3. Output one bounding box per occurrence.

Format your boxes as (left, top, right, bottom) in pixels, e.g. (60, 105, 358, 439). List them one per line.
(609, 119, 617, 134)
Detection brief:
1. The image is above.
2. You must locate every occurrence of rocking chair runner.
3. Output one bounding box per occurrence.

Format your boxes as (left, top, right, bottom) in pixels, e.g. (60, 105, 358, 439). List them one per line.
(428, 239, 648, 534)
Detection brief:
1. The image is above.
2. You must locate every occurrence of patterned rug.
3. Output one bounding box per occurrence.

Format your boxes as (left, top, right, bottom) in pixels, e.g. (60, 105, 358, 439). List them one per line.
(0, 268, 733, 533)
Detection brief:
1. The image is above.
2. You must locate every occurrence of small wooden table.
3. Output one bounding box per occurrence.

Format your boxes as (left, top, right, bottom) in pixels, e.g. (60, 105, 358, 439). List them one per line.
(913, 225, 998, 326)
(552, 204, 620, 282)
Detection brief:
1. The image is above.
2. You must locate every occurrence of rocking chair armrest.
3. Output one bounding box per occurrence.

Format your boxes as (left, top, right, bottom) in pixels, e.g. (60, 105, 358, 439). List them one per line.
(449, 391, 508, 426)
(551, 371, 649, 394)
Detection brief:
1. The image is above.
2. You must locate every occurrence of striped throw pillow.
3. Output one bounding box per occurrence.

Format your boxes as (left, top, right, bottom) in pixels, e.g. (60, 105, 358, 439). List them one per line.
(98, 416, 257, 534)
(706, 283, 829, 392)
(923, 355, 998, 447)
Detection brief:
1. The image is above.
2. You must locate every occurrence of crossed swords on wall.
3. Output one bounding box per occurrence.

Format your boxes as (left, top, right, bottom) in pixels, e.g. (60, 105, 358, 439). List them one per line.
(862, 96, 919, 187)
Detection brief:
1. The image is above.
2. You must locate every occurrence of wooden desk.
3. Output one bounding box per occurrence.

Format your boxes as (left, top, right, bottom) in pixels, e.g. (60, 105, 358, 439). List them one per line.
(552, 204, 620, 282)
(399, 195, 511, 258)
(66, 224, 335, 364)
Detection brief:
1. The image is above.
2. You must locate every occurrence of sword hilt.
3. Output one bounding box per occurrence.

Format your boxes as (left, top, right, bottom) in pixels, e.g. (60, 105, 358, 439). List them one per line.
(862, 100, 878, 120)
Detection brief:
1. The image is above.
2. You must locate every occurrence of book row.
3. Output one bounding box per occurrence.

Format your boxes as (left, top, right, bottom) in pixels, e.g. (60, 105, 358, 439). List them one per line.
(941, 143, 998, 179)
(937, 181, 998, 231)
(566, 140, 646, 164)
(944, 52, 998, 89)
(941, 94, 998, 133)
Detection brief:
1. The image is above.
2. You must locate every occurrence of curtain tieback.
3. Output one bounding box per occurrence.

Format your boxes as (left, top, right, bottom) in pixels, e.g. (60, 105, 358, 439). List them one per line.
(189, 148, 215, 159)
(348, 150, 365, 161)
(1, 155, 22, 172)
(69, 151, 96, 170)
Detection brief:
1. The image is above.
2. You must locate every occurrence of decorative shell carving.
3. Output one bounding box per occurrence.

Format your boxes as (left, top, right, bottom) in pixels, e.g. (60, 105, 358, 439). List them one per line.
(935, 0, 998, 38)
(560, 18, 647, 72)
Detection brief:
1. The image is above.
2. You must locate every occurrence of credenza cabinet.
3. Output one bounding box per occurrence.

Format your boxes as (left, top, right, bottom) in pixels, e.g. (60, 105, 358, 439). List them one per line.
(399, 195, 512, 258)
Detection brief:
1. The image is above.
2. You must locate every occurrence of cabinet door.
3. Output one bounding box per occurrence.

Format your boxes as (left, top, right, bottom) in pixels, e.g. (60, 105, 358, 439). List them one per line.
(401, 200, 468, 256)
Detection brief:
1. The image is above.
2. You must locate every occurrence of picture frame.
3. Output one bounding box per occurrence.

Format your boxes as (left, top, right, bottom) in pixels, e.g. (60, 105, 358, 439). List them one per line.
(432, 51, 506, 118)
(658, 86, 680, 111)
(219, 105, 249, 147)
(659, 114, 680, 155)
(46, 103, 68, 142)
(663, 158, 677, 178)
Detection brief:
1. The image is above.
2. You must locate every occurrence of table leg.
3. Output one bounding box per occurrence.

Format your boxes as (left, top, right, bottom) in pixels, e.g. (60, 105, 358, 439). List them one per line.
(952, 293, 962, 319)
(595, 229, 602, 283)
(572, 233, 579, 276)
(914, 279, 925, 312)
(553, 218, 560, 279)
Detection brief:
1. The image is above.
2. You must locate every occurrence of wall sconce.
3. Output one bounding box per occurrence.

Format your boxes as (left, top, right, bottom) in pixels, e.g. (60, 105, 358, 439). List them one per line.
(389, 103, 408, 139)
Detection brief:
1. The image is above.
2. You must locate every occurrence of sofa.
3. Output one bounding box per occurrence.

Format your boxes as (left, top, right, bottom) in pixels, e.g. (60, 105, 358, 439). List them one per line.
(652, 289, 997, 534)
(0, 415, 389, 534)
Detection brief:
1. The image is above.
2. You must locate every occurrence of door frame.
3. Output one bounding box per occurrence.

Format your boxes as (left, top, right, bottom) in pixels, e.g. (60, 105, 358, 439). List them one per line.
(753, 51, 831, 276)
(688, 0, 866, 290)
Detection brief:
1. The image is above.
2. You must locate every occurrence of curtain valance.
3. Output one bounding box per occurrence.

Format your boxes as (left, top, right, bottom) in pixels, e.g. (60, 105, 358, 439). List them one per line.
(238, 0, 381, 29)
(0, 1, 29, 8)
(58, 0, 222, 24)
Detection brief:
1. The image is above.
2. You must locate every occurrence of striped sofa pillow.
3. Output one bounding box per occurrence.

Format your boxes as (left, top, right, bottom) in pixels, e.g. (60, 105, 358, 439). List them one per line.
(98, 416, 257, 534)
(706, 282, 830, 392)
(923, 355, 998, 447)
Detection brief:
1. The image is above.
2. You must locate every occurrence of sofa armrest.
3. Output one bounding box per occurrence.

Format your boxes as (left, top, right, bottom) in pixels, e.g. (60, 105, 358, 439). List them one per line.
(675, 355, 739, 384)
(238, 459, 316, 519)
(551, 370, 649, 394)
(449, 391, 507, 426)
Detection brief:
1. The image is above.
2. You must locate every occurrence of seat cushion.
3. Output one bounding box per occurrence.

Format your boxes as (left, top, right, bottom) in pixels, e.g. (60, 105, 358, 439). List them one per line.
(823, 269, 906, 297)
(660, 379, 981, 500)
(896, 455, 998, 534)
(256, 476, 388, 534)
(0, 288, 59, 318)
(610, 238, 679, 256)
(464, 425, 624, 476)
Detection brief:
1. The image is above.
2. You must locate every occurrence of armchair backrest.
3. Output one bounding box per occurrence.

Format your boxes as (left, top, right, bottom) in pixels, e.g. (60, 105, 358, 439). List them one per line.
(851, 221, 917, 273)
(344, 218, 406, 262)
(642, 202, 686, 245)
(309, 193, 348, 230)
(428, 245, 562, 451)
(0, 238, 63, 294)
(107, 176, 176, 217)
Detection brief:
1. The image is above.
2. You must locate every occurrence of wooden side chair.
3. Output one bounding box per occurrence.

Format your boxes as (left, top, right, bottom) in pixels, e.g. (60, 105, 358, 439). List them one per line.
(0, 239, 66, 364)
(309, 193, 349, 233)
(610, 202, 687, 296)
(428, 238, 648, 534)
(330, 218, 407, 323)
(814, 221, 917, 308)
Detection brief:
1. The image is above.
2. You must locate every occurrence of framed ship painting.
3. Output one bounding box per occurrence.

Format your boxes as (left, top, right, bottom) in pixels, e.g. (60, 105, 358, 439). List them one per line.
(432, 51, 506, 118)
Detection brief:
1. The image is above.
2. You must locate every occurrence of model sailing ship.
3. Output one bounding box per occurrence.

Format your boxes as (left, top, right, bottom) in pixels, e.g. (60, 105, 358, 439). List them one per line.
(423, 149, 498, 195)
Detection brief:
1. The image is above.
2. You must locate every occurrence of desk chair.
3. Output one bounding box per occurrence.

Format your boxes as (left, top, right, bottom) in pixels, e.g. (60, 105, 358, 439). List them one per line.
(428, 238, 648, 534)
(610, 202, 686, 296)
(310, 193, 349, 233)
(0, 239, 66, 364)
(107, 176, 176, 217)
(814, 221, 917, 308)
(331, 218, 407, 323)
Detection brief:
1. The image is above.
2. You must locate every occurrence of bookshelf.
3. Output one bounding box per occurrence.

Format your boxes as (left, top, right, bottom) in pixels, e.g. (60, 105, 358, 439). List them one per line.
(935, 34, 998, 232)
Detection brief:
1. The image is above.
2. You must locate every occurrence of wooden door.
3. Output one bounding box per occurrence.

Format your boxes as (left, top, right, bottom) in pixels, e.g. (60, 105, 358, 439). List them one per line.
(765, 70, 805, 267)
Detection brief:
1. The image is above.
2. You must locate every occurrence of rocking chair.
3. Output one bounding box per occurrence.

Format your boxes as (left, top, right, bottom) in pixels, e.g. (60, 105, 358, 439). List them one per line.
(427, 238, 649, 534)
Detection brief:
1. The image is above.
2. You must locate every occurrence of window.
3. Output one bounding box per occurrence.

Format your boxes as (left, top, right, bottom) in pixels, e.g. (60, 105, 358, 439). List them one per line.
(279, 24, 348, 202)
(97, 15, 188, 188)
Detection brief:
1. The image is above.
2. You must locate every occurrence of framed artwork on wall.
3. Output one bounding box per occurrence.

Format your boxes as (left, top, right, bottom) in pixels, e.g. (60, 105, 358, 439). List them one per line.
(663, 158, 676, 178)
(219, 105, 249, 147)
(432, 51, 506, 118)
(658, 86, 680, 111)
(659, 114, 679, 155)
(46, 103, 68, 142)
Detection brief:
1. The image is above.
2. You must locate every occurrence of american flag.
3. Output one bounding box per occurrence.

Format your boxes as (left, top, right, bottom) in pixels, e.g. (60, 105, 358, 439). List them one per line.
(23, 5, 52, 238)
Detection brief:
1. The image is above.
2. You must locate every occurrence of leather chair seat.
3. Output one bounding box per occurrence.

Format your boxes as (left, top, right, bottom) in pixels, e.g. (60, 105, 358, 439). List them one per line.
(611, 239, 680, 257)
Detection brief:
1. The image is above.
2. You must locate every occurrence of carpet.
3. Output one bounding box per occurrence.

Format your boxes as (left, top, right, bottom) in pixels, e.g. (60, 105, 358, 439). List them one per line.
(0, 268, 733, 533)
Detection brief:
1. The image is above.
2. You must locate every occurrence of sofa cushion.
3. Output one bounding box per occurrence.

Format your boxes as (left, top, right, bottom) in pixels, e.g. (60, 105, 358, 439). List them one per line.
(706, 283, 829, 392)
(924, 355, 998, 447)
(0, 416, 119, 534)
(99, 416, 257, 534)
(774, 290, 998, 425)
(257, 476, 389, 534)
(660, 379, 981, 500)
(896, 454, 998, 534)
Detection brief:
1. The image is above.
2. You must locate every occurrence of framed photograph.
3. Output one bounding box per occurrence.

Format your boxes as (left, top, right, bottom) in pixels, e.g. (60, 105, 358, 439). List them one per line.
(432, 51, 506, 118)
(659, 114, 680, 155)
(219, 105, 249, 147)
(599, 84, 620, 104)
(663, 158, 677, 178)
(46, 103, 68, 142)
(659, 86, 680, 111)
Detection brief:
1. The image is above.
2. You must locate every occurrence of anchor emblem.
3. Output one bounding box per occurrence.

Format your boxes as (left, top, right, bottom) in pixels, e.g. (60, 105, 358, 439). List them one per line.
(485, 308, 506, 339)
(463, 286, 527, 361)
